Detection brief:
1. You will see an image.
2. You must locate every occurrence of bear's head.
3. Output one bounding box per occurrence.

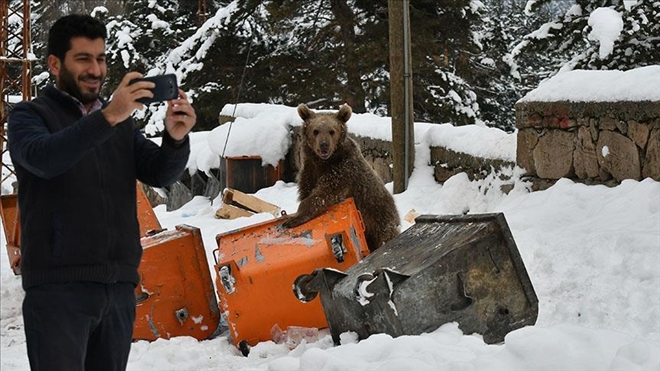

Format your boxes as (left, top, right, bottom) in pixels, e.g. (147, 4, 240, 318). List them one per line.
(298, 103, 352, 160)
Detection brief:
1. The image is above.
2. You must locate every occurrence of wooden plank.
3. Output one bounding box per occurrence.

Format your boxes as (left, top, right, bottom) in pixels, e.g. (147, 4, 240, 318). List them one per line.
(222, 188, 280, 216)
(215, 204, 255, 219)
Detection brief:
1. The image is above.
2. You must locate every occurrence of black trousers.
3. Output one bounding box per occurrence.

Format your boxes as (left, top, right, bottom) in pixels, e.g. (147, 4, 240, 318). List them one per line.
(22, 281, 136, 371)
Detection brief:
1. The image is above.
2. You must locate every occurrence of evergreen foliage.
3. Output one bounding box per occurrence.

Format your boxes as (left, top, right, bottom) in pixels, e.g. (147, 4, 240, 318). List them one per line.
(19, 0, 658, 134)
(511, 0, 659, 75)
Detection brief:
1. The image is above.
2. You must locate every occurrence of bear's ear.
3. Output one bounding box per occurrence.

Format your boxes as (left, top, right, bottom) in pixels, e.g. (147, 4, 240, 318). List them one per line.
(337, 104, 352, 123)
(297, 104, 314, 121)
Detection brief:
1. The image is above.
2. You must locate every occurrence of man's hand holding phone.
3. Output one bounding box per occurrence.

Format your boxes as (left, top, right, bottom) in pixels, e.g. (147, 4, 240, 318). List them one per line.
(102, 72, 187, 128)
(102, 71, 195, 139)
(165, 89, 196, 141)
(102, 72, 156, 126)
(130, 74, 179, 105)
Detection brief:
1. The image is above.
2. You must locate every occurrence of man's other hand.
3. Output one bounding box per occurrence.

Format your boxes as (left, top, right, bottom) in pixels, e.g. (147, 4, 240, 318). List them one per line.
(165, 89, 196, 141)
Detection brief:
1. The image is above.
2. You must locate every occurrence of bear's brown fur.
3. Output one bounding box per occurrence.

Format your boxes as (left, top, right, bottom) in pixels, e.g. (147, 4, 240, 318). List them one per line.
(282, 103, 400, 252)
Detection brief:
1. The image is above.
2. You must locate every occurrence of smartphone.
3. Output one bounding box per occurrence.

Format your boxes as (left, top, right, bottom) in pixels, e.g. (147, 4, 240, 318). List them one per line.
(129, 74, 179, 105)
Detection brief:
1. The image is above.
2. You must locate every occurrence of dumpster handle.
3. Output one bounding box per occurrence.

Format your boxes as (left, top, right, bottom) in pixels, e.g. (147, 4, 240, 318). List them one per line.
(213, 248, 219, 265)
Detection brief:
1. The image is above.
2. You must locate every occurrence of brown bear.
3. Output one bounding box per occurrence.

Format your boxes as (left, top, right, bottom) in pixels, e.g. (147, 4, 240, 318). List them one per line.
(282, 103, 400, 252)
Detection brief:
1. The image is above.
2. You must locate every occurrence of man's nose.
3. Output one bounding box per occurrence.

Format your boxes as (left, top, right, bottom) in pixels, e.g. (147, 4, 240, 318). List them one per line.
(88, 60, 103, 77)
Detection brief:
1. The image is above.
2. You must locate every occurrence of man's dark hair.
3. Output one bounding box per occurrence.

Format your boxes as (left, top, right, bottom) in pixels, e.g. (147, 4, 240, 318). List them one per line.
(47, 14, 107, 61)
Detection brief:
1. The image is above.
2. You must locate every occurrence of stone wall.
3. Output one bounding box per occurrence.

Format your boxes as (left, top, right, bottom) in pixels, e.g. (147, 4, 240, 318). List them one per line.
(431, 146, 515, 183)
(288, 126, 512, 185)
(286, 126, 395, 183)
(150, 127, 516, 208)
(515, 101, 660, 188)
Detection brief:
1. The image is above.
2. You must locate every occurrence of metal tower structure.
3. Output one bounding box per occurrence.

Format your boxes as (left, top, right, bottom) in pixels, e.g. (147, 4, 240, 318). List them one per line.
(0, 0, 32, 275)
(1, 0, 32, 188)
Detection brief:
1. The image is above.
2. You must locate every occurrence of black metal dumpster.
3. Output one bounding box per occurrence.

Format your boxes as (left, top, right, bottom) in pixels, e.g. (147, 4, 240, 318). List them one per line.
(296, 212, 539, 344)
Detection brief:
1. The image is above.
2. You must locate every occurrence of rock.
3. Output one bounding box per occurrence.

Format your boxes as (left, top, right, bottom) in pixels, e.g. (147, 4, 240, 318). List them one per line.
(533, 130, 575, 179)
(596, 131, 641, 182)
(574, 126, 599, 179)
(642, 128, 660, 180)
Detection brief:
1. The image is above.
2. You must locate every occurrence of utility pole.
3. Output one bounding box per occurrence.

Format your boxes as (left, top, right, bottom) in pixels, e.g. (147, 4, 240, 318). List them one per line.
(388, 0, 414, 194)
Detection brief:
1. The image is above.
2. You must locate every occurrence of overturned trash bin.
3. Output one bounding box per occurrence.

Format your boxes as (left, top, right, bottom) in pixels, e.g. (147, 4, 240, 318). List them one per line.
(296, 213, 538, 344)
(133, 224, 220, 341)
(214, 197, 370, 355)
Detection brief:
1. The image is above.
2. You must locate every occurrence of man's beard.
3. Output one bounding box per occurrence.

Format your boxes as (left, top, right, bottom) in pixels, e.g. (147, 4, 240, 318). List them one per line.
(58, 64, 104, 105)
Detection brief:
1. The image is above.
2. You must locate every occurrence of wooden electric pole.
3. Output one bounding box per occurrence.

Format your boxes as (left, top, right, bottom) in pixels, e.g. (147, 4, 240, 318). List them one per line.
(388, 0, 414, 194)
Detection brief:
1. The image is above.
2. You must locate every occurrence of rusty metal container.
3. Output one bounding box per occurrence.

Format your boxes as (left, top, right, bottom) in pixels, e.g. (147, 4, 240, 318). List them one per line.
(220, 156, 282, 194)
(0, 193, 20, 274)
(136, 182, 162, 236)
(298, 213, 538, 344)
(214, 198, 370, 354)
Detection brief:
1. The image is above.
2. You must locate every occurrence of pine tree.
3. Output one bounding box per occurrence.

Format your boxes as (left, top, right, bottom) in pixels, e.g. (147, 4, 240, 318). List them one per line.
(103, 0, 186, 90)
(510, 0, 659, 78)
(471, 0, 559, 131)
(161, 0, 271, 130)
(259, 0, 387, 113)
(406, 0, 485, 126)
(102, 0, 196, 130)
(23, 0, 660, 135)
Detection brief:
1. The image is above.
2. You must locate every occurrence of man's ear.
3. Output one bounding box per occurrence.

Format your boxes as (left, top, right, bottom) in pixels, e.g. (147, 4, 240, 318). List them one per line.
(47, 55, 61, 78)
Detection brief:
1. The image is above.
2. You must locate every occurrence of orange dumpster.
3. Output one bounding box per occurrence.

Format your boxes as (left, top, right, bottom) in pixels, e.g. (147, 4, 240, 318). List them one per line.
(214, 197, 370, 354)
(0, 193, 20, 274)
(136, 182, 162, 236)
(134, 224, 220, 341)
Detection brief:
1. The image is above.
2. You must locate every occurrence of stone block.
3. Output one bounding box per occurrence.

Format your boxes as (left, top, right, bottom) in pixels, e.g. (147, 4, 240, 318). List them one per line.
(642, 128, 660, 181)
(574, 127, 599, 179)
(372, 157, 393, 183)
(600, 116, 617, 131)
(515, 99, 659, 185)
(615, 120, 628, 135)
(597, 131, 641, 182)
(434, 164, 459, 183)
(516, 129, 538, 176)
(627, 120, 650, 149)
(533, 130, 575, 179)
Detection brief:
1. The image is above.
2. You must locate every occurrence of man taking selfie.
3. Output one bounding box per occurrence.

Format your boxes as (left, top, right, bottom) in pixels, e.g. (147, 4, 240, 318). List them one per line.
(7, 13, 196, 371)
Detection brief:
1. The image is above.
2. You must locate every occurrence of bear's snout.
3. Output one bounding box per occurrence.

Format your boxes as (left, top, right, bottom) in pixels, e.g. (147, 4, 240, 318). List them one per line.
(317, 140, 332, 159)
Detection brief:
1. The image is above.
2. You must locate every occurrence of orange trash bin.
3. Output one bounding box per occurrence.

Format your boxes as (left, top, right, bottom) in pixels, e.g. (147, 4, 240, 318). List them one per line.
(0, 193, 21, 275)
(214, 198, 370, 353)
(134, 224, 220, 341)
